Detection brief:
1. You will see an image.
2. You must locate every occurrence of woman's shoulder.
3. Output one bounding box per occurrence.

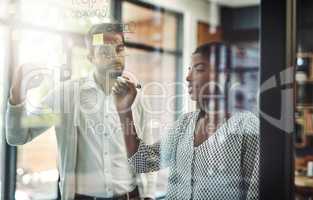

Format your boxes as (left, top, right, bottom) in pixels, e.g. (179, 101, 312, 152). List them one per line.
(177, 111, 199, 123)
(228, 110, 260, 136)
(171, 111, 199, 131)
(228, 110, 259, 122)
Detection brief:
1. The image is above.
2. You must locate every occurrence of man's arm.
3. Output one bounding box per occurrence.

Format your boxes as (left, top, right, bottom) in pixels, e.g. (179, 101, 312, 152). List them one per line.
(241, 112, 260, 200)
(6, 64, 63, 145)
(6, 100, 32, 145)
(6, 86, 62, 145)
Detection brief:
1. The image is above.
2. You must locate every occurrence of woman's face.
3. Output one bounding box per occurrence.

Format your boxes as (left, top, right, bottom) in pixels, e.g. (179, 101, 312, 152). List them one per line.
(186, 53, 216, 102)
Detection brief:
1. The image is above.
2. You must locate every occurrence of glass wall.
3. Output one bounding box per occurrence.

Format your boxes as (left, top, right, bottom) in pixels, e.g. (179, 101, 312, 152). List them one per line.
(1, 0, 263, 199)
(0, 0, 9, 198)
(195, 6, 260, 139)
(0, 0, 9, 19)
(294, 0, 313, 198)
(0, 25, 8, 200)
(14, 29, 65, 200)
(1, 0, 95, 199)
(122, 1, 182, 126)
(120, 1, 183, 196)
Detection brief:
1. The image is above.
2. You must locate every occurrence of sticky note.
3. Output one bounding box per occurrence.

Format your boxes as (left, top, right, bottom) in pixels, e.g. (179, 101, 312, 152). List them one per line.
(92, 33, 104, 46)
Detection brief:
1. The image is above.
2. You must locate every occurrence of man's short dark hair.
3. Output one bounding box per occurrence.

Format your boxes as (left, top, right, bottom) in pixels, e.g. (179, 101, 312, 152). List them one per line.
(85, 22, 126, 51)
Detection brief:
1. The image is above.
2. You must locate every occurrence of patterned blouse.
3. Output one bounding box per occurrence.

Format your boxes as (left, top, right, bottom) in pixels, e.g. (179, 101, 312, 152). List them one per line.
(129, 110, 260, 200)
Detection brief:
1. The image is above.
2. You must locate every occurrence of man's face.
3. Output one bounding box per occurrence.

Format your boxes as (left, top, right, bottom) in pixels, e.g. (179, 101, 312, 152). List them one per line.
(89, 32, 125, 79)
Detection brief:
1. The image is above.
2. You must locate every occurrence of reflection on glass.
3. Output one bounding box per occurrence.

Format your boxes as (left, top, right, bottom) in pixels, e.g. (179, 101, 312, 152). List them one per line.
(0, 26, 7, 115)
(17, 30, 65, 110)
(125, 48, 177, 138)
(122, 2, 181, 197)
(122, 2, 177, 51)
(16, 129, 59, 200)
(125, 47, 177, 196)
(15, 30, 64, 200)
(18, 0, 111, 33)
(228, 42, 260, 114)
(294, 0, 313, 198)
(18, 30, 64, 66)
(19, 0, 65, 29)
(0, 0, 9, 19)
(0, 25, 8, 200)
(71, 46, 93, 79)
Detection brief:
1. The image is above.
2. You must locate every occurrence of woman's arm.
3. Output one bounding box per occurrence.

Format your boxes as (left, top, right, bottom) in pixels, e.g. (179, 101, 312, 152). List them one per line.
(117, 108, 163, 173)
(121, 110, 189, 174)
(118, 111, 141, 156)
(113, 77, 161, 173)
(113, 77, 183, 173)
(132, 98, 157, 198)
(241, 112, 260, 200)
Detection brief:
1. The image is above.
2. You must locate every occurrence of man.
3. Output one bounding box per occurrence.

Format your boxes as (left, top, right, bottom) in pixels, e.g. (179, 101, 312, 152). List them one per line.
(6, 23, 156, 200)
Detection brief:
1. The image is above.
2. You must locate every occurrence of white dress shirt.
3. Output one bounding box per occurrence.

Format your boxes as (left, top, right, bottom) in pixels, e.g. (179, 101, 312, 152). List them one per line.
(6, 72, 156, 200)
(75, 73, 156, 198)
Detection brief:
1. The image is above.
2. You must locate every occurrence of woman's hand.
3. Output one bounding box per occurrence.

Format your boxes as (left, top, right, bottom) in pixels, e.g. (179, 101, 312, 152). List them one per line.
(112, 76, 137, 114)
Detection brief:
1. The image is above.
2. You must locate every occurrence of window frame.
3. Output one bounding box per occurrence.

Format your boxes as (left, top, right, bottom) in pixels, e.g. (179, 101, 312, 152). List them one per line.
(113, 0, 184, 119)
(0, 1, 85, 200)
(0, 23, 17, 200)
(259, 0, 295, 199)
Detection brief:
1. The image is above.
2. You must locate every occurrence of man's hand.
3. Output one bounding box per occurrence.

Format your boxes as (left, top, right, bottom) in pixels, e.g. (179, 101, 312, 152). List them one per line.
(113, 76, 140, 156)
(112, 76, 137, 114)
(10, 63, 44, 105)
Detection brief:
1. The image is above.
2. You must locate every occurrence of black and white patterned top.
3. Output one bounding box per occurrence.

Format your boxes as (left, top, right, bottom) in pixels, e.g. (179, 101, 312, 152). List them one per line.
(129, 110, 260, 200)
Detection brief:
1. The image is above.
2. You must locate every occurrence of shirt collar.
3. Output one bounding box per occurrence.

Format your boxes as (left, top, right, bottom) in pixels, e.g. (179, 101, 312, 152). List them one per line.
(80, 71, 100, 91)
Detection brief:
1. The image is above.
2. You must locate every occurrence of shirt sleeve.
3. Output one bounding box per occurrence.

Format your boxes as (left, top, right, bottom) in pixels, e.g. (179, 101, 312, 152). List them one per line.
(5, 83, 65, 146)
(132, 97, 157, 198)
(241, 112, 260, 200)
(129, 112, 190, 174)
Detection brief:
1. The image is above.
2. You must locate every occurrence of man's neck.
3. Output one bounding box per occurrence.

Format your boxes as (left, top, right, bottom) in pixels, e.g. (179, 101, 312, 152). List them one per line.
(93, 71, 115, 95)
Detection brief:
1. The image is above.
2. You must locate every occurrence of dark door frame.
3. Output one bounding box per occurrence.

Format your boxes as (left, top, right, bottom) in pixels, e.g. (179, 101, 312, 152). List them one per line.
(259, 0, 295, 199)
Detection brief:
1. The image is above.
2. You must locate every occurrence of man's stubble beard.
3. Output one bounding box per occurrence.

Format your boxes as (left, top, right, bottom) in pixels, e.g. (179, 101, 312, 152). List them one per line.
(96, 65, 123, 80)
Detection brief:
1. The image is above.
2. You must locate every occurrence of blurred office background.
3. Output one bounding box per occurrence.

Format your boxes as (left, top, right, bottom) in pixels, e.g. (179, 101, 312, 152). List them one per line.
(0, 0, 261, 199)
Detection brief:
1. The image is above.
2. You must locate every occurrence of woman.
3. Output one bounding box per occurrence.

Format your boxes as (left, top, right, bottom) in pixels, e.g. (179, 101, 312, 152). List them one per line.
(113, 42, 260, 200)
